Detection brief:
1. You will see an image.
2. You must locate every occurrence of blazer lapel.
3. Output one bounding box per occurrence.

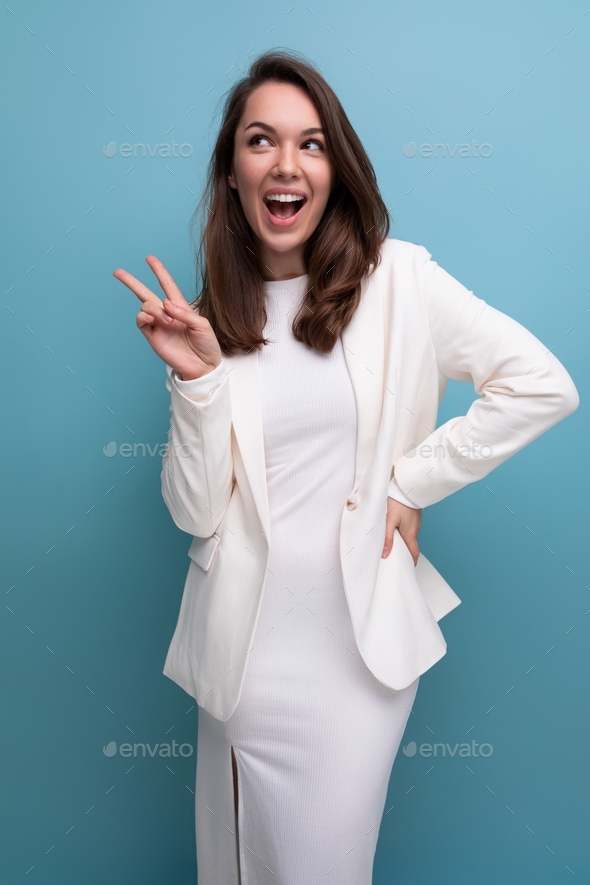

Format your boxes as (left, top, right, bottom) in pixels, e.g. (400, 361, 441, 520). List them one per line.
(224, 275, 386, 533)
(223, 349, 271, 538)
(341, 278, 386, 491)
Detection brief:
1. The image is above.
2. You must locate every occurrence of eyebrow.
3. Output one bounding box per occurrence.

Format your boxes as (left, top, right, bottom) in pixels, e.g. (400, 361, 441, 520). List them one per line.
(244, 121, 324, 137)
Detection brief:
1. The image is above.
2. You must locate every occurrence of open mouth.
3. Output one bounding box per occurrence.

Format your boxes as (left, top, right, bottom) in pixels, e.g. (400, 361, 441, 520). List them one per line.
(264, 193, 307, 220)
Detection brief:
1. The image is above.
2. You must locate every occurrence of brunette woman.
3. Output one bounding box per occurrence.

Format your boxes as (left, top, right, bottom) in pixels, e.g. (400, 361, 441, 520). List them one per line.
(114, 50, 578, 885)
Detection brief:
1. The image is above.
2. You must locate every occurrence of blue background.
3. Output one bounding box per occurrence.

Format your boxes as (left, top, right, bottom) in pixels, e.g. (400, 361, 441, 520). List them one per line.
(1, 1, 588, 882)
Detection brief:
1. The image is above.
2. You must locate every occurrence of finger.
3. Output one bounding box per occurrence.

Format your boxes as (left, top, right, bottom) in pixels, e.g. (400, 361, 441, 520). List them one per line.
(113, 268, 162, 306)
(136, 310, 158, 330)
(142, 299, 173, 324)
(401, 533, 420, 566)
(407, 540, 420, 567)
(382, 528, 395, 558)
(162, 299, 204, 329)
(136, 314, 157, 343)
(145, 255, 190, 306)
(383, 498, 399, 558)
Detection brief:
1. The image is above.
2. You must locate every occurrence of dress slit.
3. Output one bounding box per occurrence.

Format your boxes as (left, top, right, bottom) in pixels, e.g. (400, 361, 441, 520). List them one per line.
(231, 746, 239, 817)
(231, 746, 243, 884)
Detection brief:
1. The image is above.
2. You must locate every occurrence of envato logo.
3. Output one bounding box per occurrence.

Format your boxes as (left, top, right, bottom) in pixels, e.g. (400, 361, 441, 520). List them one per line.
(403, 740, 493, 758)
(403, 442, 493, 459)
(102, 441, 193, 458)
(103, 141, 193, 159)
(103, 740, 194, 758)
(403, 141, 493, 159)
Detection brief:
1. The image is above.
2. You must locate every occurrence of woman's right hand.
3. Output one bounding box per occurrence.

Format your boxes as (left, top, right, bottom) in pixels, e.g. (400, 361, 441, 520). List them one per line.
(113, 255, 222, 381)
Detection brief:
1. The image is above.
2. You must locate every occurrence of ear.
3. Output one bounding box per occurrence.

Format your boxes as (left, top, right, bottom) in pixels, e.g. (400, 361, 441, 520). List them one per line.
(228, 170, 237, 190)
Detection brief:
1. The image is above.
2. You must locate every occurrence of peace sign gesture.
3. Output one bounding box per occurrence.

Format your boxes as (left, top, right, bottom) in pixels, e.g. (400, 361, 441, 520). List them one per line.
(113, 255, 222, 381)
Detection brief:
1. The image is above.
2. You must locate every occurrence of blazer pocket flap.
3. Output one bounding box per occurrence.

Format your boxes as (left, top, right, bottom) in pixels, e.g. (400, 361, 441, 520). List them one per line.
(188, 533, 220, 571)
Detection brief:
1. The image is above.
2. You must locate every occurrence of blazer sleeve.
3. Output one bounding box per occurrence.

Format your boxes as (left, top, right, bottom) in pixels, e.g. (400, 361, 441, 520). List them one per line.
(160, 362, 233, 538)
(391, 245, 580, 509)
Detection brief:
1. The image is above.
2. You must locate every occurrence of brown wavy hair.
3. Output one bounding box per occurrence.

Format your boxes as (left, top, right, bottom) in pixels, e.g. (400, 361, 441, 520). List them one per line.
(191, 49, 390, 354)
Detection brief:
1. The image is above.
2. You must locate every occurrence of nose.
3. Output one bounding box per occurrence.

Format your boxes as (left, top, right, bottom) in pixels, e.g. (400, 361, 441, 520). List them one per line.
(274, 142, 299, 178)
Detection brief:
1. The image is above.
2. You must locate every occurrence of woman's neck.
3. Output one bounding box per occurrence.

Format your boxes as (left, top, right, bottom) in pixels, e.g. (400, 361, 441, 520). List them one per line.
(258, 244, 306, 281)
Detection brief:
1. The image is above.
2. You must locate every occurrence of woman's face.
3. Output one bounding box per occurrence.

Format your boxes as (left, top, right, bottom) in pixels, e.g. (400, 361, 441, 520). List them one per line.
(228, 81, 334, 279)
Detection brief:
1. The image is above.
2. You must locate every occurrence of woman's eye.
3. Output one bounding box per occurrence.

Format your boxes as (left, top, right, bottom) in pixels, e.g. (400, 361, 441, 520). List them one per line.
(302, 140, 324, 151)
(248, 134, 272, 147)
(247, 135, 324, 151)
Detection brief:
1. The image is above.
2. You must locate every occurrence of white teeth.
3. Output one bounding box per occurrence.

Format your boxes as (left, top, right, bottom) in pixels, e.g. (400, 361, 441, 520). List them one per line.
(265, 193, 305, 202)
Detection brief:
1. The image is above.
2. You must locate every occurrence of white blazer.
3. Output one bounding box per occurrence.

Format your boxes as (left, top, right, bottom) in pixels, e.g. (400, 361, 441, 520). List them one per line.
(161, 238, 579, 721)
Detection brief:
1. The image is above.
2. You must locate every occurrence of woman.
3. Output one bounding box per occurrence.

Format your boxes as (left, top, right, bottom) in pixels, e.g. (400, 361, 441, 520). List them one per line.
(114, 50, 579, 885)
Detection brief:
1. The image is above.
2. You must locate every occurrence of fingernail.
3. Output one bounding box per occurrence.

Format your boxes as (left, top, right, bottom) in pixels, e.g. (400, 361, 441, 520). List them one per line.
(161, 312, 173, 323)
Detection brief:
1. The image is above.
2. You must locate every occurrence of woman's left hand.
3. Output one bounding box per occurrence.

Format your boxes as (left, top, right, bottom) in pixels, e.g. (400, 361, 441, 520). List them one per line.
(382, 497, 422, 565)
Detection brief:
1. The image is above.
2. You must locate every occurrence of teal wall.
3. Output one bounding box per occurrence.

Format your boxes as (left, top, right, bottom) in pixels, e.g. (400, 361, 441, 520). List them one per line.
(1, 1, 588, 882)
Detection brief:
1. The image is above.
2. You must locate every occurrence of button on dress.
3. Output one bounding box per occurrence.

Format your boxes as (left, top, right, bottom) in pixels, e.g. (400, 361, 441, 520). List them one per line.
(194, 274, 419, 884)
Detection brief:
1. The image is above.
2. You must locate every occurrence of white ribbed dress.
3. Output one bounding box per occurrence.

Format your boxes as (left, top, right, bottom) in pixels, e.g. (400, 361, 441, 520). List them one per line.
(176, 274, 419, 885)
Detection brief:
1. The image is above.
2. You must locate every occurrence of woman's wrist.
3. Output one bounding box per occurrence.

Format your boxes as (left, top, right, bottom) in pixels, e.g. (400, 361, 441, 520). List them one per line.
(173, 360, 226, 400)
(176, 360, 221, 382)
